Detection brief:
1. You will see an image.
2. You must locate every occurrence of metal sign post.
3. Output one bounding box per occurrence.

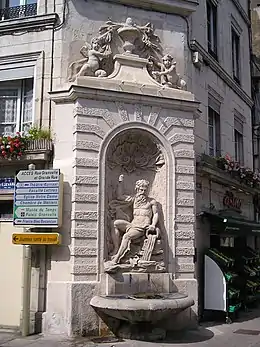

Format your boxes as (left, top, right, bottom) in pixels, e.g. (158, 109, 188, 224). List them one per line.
(13, 166, 64, 336)
(21, 163, 35, 337)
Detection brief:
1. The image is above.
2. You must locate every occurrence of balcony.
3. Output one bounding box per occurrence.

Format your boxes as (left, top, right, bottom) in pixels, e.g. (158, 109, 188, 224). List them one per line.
(197, 154, 260, 195)
(0, 3, 37, 21)
(0, 139, 53, 167)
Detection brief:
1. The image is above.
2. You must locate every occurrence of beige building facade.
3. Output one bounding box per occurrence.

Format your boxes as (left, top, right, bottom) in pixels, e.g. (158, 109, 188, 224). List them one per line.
(0, 0, 257, 338)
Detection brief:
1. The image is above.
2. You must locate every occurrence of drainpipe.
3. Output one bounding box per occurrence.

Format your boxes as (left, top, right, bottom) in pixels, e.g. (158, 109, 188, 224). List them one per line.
(21, 163, 35, 337)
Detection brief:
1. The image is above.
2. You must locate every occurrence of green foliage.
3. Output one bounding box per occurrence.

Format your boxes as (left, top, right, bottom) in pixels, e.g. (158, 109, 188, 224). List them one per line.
(27, 126, 52, 140)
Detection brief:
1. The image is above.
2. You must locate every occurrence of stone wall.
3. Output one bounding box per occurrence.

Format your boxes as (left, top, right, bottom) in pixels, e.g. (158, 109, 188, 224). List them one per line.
(191, 0, 252, 165)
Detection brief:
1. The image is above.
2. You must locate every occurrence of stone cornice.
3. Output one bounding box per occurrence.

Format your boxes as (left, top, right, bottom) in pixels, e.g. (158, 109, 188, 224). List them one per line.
(50, 84, 200, 113)
(102, 0, 198, 15)
(190, 39, 253, 108)
(0, 13, 58, 35)
(0, 51, 42, 66)
(231, 0, 250, 26)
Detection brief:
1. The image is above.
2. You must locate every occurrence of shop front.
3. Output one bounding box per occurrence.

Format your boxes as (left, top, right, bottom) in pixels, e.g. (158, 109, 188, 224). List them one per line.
(196, 156, 260, 323)
(0, 139, 53, 331)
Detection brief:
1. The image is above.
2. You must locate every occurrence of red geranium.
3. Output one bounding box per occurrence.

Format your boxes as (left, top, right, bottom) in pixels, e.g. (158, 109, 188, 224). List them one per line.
(0, 133, 27, 159)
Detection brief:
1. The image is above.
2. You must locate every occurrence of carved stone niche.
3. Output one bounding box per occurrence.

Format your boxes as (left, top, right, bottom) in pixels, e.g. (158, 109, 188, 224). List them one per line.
(104, 129, 168, 274)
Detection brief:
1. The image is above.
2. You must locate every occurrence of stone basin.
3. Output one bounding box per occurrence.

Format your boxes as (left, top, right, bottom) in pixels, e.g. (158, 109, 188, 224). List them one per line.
(90, 292, 194, 326)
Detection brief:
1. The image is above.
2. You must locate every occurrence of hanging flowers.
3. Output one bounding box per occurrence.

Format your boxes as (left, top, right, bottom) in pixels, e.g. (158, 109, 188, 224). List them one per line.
(216, 154, 260, 188)
(0, 133, 27, 159)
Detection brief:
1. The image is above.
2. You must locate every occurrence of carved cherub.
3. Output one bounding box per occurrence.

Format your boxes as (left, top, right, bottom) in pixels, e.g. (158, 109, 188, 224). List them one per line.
(68, 38, 111, 81)
(150, 54, 187, 90)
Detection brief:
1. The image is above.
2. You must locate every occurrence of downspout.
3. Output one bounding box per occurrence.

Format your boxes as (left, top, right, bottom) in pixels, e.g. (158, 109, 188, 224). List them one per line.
(48, 24, 55, 130)
(248, 0, 256, 171)
(48, 0, 67, 129)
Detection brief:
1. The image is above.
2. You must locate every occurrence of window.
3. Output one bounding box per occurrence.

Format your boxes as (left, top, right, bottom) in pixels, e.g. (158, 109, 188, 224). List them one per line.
(208, 106, 220, 157)
(232, 28, 240, 83)
(207, 0, 218, 59)
(0, 200, 13, 220)
(0, 0, 37, 20)
(0, 79, 34, 136)
(234, 116, 244, 164)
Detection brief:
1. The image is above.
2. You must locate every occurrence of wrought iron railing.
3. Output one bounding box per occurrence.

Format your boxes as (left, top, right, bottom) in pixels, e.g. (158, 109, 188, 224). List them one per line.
(0, 3, 37, 21)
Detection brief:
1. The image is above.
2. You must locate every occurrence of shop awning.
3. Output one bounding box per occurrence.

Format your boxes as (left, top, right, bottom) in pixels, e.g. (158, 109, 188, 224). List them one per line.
(199, 211, 260, 235)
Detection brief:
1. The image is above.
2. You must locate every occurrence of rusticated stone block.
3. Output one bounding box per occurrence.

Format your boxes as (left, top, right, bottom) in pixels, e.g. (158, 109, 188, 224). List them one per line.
(177, 263, 195, 272)
(169, 133, 195, 145)
(175, 214, 195, 223)
(72, 264, 97, 274)
(75, 193, 98, 202)
(176, 165, 195, 174)
(72, 228, 97, 239)
(176, 247, 195, 256)
(175, 230, 195, 239)
(174, 149, 195, 158)
(147, 107, 161, 125)
(73, 211, 98, 221)
(176, 256, 194, 264)
(176, 197, 195, 206)
(74, 158, 99, 168)
(164, 117, 194, 129)
(75, 175, 98, 185)
(72, 246, 97, 256)
(176, 181, 195, 191)
(74, 106, 115, 128)
(117, 102, 129, 121)
(74, 220, 97, 229)
(75, 140, 100, 152)
(75, 123, 105, 138)
(176, 239, 194, 248)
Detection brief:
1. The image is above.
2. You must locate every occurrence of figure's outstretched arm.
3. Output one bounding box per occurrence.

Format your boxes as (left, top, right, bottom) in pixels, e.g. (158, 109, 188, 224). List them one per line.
(117, 174, 125, 200)
(95, 50, 111, 58)
(151, 201, 159, 228)
(116, 175, 133, 202)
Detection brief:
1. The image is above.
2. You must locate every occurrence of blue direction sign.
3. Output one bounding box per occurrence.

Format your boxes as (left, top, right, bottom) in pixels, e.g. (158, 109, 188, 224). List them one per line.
(13, 169, 63, 228)
(0, 177, 15, 194)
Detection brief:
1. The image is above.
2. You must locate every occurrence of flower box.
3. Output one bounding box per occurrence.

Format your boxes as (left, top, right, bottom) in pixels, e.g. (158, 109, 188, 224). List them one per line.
(25, 139, 53, 152)
(0, 133, 53, 163)
(200, 153, 260, 190)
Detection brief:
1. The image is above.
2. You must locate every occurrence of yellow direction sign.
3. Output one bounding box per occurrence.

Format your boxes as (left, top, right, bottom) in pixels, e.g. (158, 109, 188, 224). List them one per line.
(12, 233, 61, 245)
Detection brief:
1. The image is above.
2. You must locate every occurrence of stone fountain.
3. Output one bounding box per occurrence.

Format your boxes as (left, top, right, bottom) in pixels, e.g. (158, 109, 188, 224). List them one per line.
(48, 16, 199, 339)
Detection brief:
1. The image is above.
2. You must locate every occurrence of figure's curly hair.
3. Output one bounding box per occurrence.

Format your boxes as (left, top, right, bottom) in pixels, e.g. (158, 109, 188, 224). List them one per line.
(135, 179, 150, 191)
(162, 54, 174, 62)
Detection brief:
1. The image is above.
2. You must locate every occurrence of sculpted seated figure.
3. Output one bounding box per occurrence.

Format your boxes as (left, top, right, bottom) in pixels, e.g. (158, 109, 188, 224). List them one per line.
(107, 175, 160, 268)
(150, 54, 187, 90)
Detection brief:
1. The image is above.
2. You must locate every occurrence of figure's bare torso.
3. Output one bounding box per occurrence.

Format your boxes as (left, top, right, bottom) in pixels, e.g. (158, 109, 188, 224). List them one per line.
(131, 198, 153, 228)
(88, 51, 100, 71)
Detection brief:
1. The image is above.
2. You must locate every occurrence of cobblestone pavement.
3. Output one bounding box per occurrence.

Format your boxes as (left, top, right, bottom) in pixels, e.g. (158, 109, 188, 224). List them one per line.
(2, 309, 260, 347)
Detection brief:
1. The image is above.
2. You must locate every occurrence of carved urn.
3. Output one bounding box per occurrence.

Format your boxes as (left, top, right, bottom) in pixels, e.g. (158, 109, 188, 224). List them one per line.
(117, 18, 141, 54)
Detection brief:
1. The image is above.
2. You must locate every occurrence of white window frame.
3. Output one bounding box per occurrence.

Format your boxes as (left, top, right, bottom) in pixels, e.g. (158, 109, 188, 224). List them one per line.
(0, 78, 34, 136)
